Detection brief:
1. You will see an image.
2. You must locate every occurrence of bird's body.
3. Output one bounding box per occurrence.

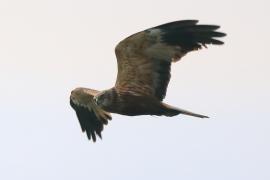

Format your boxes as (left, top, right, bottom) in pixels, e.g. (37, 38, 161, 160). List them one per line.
(70, 20, 226, 142)
(97, 88, 163, 116)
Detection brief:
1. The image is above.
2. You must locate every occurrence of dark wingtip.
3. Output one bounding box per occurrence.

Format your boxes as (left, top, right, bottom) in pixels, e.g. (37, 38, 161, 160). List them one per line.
(70, 100, 108, 142)
(152, 20, 199, 30)
(96, 131, 102, 139)
(158, 20, 226, 50)
(219, 32, 226, 37)
(86, 131, 92, 140)
(174, 19, 199, 24)
(209, 38, 225, 45)
(91, 132, 97, 142)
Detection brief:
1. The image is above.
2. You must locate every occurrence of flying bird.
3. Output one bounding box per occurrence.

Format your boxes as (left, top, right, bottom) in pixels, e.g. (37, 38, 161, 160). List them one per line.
(70, 20, 226, 142)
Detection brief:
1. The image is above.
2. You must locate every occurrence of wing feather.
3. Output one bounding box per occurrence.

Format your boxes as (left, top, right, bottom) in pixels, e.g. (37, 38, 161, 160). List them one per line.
(115, 20, 226, 100)
(70, 88, 112, 142)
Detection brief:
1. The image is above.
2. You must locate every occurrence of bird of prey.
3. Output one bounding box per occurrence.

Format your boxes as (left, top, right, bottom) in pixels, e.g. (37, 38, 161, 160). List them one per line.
(70, 20, 226, 142)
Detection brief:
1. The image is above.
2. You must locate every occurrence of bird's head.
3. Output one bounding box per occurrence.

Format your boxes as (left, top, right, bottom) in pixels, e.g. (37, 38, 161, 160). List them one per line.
(93, 90, 114, 108)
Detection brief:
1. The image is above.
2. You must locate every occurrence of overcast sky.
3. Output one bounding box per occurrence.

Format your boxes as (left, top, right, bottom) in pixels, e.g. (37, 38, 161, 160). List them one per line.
(0, 0, 269, 179)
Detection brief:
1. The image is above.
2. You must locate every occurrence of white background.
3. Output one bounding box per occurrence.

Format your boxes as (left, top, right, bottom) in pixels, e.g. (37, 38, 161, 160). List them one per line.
(0, 0, 269, 179)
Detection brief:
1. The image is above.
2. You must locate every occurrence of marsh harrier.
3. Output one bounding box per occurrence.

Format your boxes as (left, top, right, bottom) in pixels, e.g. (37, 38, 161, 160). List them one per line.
(70, 20, 226, 141)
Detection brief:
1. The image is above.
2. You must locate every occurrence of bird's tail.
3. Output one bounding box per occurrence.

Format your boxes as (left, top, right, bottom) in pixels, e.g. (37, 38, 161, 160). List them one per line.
(161, 103, 209, 118)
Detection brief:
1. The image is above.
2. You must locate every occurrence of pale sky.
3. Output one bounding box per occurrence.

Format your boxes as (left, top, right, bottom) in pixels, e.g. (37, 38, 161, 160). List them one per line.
(0, 0, 269, 179)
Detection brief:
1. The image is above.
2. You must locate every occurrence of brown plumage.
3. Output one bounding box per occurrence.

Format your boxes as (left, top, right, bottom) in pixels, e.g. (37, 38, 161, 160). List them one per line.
(70, 20, 226, 142)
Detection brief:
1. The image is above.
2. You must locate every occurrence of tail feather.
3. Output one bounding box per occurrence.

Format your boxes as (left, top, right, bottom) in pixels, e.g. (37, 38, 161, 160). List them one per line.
(162, 103, 209, 118)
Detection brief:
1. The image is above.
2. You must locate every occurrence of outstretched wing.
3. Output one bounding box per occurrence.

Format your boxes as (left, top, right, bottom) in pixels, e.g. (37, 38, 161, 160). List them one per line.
(70, 88, 112, 142)
(115, 20, 226, 100)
